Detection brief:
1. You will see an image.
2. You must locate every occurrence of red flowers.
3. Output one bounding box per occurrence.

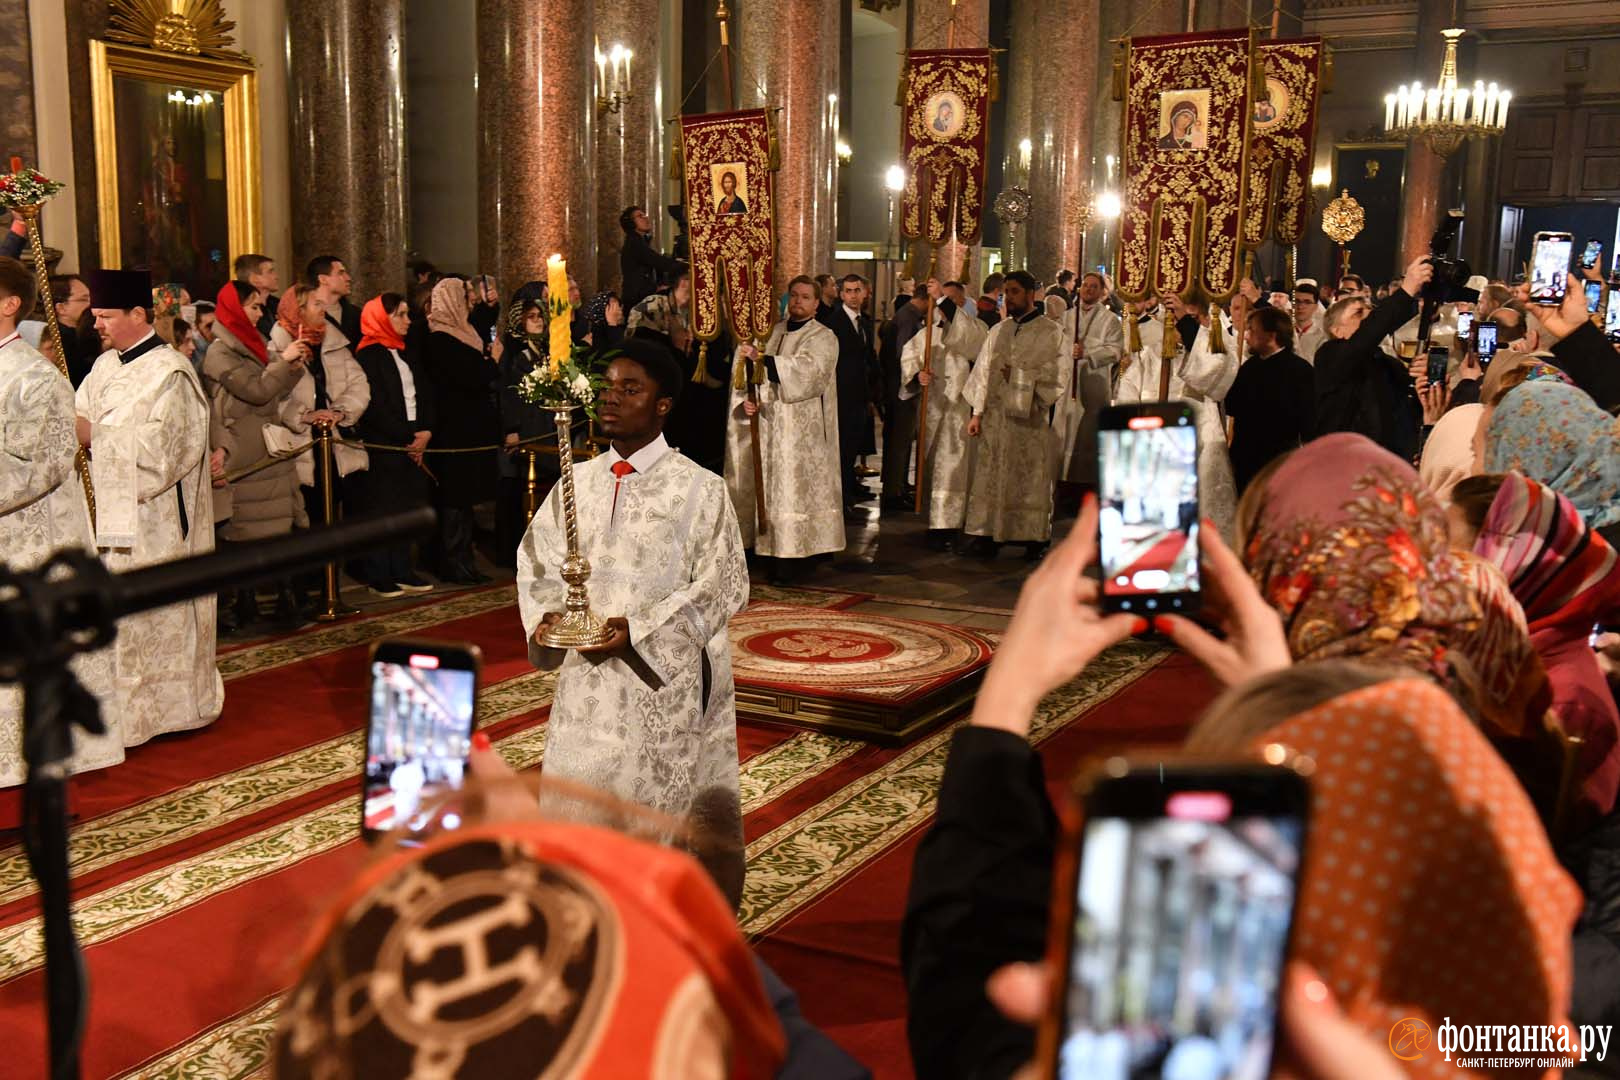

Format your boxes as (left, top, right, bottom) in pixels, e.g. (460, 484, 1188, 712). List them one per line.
(1387, 528, 1424, 578)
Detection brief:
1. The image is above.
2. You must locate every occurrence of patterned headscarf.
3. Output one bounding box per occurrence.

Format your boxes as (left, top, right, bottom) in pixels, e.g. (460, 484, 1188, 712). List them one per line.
(1475, 471, 1620, 816)
(1485, 380, 1620, 531)
(275, 822, 785, 1079)
(427, 277, 485, 353)
(1243, 433, 1545, 737)
(1256, 680, 1579, 1080)
(151, 282, 185, 318)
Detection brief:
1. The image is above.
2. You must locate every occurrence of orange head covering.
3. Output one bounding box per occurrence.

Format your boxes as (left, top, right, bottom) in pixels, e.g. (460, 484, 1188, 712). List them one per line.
(1263, 680, 1579, 1079)
(278, 286, 327, 351)
(357, 296, 406, 354)
(274, 821, 785, 1079)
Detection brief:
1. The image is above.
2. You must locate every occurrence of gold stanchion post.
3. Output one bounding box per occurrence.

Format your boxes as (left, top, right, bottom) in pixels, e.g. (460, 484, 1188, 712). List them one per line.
(523, 447, 542, 523)
(313, 421, 358, 621)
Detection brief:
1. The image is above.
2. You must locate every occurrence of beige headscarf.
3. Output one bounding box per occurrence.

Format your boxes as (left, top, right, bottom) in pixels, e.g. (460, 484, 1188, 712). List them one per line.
(427, 277, 484, 352)
(1418, 402, 1484, 508)
(1043, 294, 1068, 323)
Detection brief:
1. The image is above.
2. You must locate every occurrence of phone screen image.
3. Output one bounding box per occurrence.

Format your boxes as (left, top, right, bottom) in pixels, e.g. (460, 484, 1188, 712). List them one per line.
(1530, 235, 1573, 304)
(1607, 291, 1620, 340)
(1582, 239, 1603, 270)
(1099, 412, 1199, 609)
(1426, 346, 1449, 388)
(1586, 280, 1604, 315)
(1057, 798, 1305, 1080)
(1455, 311, 1472, 340)
(1476, 321, 1499, 364)
(364, 652, 478, 837)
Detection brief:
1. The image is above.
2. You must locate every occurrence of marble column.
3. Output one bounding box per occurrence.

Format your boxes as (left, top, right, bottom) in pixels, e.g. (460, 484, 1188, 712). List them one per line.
(477, 0, 595, 295)
(286, 0, 408, 299)
(911, 0, 990, 283)
(0, 0, 37, 169)
(593, 0, 663, 292)
(736, 0, 838, 286)
(1025, 0, 1098, 282)
(1088, 0, 1182, 273)
(1398, 1, 1456, 269)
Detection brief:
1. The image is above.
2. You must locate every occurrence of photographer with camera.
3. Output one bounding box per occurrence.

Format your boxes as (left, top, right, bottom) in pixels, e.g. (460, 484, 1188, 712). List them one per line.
(1312, 254, 1430, 460)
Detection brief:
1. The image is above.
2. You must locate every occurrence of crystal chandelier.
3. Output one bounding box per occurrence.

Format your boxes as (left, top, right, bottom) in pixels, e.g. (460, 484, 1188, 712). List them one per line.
(1383, 26, 1510, 158)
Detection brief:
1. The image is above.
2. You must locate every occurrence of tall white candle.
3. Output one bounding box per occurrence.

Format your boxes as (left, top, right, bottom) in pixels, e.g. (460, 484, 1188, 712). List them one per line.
(1385, 93, 1396, 131)
(1496, 91, 1511, 129)
(1456, 88, 1470, 126)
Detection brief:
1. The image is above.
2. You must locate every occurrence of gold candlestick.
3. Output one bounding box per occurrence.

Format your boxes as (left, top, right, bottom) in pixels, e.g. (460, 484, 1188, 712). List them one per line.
(538, 407, 614, 649)
(17, 204, 96, 528)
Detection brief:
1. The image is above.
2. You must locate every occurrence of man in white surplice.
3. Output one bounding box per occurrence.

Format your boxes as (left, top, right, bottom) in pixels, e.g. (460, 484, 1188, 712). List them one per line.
(1113, 295, 1240, 539)
(75, 269, 223, 748)
(901, 279, 987, 549)
(0, 258, 119, 787)
(518, 339, 750, 892)
(962, 271, 1063, 559)
(725, 275, 843, 581)
(1053, 271, 1125, 494)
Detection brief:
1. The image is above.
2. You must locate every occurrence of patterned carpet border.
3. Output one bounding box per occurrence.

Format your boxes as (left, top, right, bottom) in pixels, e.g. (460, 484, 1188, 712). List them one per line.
(108, 642, 1169, 1079)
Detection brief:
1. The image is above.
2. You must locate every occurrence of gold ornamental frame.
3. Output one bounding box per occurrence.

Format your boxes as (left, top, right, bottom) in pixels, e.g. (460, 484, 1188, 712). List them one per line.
(87, 39, 261, 270)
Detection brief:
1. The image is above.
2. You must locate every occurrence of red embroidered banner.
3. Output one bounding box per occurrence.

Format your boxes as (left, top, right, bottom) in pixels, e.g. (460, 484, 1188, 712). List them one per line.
(899, 48, 993, 245)
(679, 108, 777, 345)
(1242, 37, 1325, 249)
(1116, 28, 1257, 304)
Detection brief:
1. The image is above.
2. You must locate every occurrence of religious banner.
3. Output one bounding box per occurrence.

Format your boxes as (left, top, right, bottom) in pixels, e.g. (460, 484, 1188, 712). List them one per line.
(899, 48, 993, 245)
(678, 108, 778, 347)
(1241, 36, 1326, 250)
(1116, 29, 1257, 303)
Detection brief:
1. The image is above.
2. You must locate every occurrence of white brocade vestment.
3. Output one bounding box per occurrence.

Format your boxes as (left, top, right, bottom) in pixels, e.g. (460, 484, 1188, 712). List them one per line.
(0, 337, 119, 787)
(517, 441, 750, 822)
(1114, 313, 1240, 540)
(76, 342, 224, 747)
(724, 318, 844, 558)
(1053, 302, 1125, 485)
(963, 311, 1063, 543)
(901, 302, 987, 531)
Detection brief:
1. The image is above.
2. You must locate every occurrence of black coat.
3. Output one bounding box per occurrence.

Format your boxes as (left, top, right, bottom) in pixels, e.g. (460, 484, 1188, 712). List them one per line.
(817, 304, 878, 420)
(354, 343, 436, 506)
(619, 231, 681, 310)
(326, 297, 363, 353)
(423, 331, 500, 506)
(496, 341, 557, 481)
(1313, 289, 1420, 460)
(903, 727, 1056, 1080)
(1226, 346, 1316, 492)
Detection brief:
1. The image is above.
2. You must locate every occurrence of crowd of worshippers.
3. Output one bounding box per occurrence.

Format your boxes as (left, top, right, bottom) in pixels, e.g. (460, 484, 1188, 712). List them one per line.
(8, 197, 1620, 1075)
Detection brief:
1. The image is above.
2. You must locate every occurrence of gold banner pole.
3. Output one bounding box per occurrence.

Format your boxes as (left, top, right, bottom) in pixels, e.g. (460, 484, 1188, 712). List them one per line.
(313, 421, 358, 622)
(17, 205, 95, 527)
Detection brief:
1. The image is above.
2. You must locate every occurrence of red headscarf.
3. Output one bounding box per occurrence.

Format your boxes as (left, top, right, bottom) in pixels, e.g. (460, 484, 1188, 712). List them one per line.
(212, 282, 266, 365)
(356, 296, 405, 354)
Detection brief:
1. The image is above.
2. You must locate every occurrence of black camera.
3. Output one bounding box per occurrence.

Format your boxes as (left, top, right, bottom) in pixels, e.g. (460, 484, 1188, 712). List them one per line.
(1425, 209, 1477, 305)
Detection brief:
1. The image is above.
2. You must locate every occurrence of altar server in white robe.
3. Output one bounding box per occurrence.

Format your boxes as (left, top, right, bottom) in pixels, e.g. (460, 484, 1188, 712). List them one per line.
(962, 271, 1063, 560)
(1053, 271, 1125, 493)
(900, 283, 987, 549)
(725, 275, 843, 581)
(1113, 296, 1240, 539)
(518, 339, 750, 895)
(0, 258, 119, 787)
(75, 269, 222, 746)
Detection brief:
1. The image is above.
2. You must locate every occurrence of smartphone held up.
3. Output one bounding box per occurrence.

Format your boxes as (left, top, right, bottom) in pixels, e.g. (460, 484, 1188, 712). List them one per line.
(362, 638, 482, 842)
(1040, 760, 1311, 1080)
(1528, 231, 1573, 306)
(1097, 402, 1201, 615)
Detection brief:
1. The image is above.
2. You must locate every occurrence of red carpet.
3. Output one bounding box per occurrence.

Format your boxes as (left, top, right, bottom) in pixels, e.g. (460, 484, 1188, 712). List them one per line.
(0, 584, 1214, 1079)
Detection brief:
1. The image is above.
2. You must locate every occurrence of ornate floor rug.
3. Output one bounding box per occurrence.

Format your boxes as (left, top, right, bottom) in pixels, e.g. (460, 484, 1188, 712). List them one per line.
(732, 605, 996, 743)
(0, 583, 1213, 1079)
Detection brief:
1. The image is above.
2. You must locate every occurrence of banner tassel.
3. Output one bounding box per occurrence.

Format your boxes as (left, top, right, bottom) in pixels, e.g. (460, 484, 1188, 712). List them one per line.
(1128, 309, 1141, 354)
(692, 340, 708, 384)
(1162, 307, 1179, 362)
(1208, 305, 1225, 355)
(668, 135, 684, 182)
